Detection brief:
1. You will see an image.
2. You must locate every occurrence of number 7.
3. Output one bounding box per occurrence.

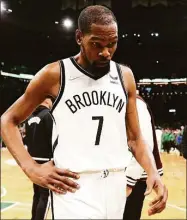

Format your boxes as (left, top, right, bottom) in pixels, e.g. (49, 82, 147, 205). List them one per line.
(92, 116, 104, 145)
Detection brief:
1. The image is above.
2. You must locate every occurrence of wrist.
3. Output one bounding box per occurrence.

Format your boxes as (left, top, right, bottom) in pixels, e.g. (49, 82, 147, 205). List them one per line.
(146, 167, 158, 176)
(21, 160, 39, 175)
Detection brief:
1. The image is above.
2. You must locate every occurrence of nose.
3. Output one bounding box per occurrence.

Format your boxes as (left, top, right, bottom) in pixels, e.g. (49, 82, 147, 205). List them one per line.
(101, 47, 110, 59)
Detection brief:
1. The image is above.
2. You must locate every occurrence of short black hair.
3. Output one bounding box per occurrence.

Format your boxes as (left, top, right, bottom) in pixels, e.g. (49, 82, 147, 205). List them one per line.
(78, 5, 117, 34)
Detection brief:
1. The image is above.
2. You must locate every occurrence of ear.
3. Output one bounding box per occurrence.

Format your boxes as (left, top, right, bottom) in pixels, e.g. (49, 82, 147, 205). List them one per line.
(76, 29, 83, 45)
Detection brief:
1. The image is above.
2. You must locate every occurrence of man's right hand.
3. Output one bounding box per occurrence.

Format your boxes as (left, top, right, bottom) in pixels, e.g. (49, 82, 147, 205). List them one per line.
(25, 161, 80, 194)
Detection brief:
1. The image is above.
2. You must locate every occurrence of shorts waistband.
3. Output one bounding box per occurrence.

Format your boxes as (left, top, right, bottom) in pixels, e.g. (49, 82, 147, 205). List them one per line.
(77, 168, 126, 175)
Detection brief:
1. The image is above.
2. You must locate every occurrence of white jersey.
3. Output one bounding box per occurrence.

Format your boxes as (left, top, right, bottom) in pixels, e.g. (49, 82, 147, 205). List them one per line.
(51, 57, 129, 172)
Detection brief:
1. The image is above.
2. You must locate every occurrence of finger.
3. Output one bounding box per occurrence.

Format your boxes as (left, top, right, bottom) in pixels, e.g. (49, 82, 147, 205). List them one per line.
(47, 183, 66, 194)
(56, 168, 80, 179)
(144, 178, 156, 196)
(156, 206, 166, 213)
(144, 184, 153, 196)
(148, 202, 166, 216)
(52, 173, 80, 189)
(149, 199, 166, 212)
(61, 176, 80, 190)
(149, 186, 168, 214)
(148, 195, 167, 215)
(53, 184, 67, 194)
(149, 194, 163, 206)
(50, 179, 77, 193)
(149, 185, 166, 206)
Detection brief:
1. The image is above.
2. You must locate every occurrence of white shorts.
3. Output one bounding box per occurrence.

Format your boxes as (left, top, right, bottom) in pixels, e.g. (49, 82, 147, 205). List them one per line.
(51, 170, 127, 219)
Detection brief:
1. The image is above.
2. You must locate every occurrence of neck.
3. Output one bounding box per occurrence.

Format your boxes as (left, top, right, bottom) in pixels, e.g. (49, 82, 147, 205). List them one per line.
(73, 53, 110, 77)
(74, 53, 92, 72)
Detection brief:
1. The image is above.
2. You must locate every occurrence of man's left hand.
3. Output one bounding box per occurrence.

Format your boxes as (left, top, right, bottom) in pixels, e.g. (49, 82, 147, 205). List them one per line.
(144, 174, 168, 216)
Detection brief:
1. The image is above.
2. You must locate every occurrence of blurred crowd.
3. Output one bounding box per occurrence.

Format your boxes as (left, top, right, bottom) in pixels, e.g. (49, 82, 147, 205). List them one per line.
(156, 125, 187, 158)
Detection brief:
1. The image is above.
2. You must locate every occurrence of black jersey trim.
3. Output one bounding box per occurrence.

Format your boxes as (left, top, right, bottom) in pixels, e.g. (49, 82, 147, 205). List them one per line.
(116, 63, 128, 102)
(70, 57, 108, 80)
(48, 113, 58, 154)
(52, 136, 58, 154)
(50, 60, 65, 113)
(50, 191, 55, 220)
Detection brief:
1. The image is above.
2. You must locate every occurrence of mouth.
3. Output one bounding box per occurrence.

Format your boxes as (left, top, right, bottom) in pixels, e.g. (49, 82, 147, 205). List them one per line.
(95, 61, 109, 67)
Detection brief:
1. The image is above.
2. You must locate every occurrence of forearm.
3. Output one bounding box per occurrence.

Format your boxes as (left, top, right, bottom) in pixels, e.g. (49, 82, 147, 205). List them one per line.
(1, 116, 37, 173)
(128, 138, 157, 176)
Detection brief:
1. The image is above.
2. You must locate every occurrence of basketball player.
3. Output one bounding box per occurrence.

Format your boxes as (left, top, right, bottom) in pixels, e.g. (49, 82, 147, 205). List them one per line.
(124, 95, 164, 220)
(24, 97, 53, 220)
(1, 5, 167, 219)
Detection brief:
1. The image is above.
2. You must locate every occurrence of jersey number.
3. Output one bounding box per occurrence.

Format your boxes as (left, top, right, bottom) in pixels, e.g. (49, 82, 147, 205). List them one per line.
(92, 116, 104, 145)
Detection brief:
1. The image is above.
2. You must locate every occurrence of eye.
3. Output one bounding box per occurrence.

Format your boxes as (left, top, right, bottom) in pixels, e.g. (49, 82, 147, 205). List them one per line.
(108, 42, 117, 48)
(91, 42, 101, 48)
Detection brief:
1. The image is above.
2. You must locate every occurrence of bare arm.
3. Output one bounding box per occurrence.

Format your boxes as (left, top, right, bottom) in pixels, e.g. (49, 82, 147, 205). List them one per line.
(1, 62, 80, 193)
(1, 62, 60, 171)
(122, 66, 157, 175)
(121, 65, 167, 215)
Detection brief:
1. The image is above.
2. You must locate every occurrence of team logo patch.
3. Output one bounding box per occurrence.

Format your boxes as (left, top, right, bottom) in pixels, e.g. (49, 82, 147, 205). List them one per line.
(109, 74, 119, 84)
(28, 117, 41, 125)
(109, 74, 118, 81)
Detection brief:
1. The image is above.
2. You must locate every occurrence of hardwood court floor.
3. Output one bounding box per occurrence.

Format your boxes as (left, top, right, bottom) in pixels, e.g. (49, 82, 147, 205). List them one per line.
(1, 149, 186, 219)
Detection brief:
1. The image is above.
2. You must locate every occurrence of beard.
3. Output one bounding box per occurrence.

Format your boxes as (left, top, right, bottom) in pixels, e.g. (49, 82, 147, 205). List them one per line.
(90, 61, 110, 76)
(81, 46, 110, 77)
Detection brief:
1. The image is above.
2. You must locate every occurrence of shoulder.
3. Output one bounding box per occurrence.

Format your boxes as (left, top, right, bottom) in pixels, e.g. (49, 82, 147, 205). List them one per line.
(118, 64, 136, 95)
(29, 61, 61, 85)
(118, 64, 134, 78)
(39, 61, 61, 82)
(26, 61, 61, 99)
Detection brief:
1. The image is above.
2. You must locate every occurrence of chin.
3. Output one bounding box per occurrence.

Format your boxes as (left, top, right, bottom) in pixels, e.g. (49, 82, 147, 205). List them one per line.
(92, 64, 110, 75)
(95, 64, 108, 68)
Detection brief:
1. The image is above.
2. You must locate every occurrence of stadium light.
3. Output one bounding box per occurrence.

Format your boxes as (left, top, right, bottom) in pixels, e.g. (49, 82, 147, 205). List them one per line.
(151, 32, 159, 37)
(169, 109, 176, 113)
(63, 18, 73, 29)
(1, 2, 6, 11)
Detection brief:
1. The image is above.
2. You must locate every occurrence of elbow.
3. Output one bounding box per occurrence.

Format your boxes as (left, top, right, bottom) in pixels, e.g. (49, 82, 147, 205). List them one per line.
(127, 139, 136, 154)
(127, 135, 144, 154)
(1, 113, 16, 137)
(1, 112, 8, 126)
(1, 113, 10, 135)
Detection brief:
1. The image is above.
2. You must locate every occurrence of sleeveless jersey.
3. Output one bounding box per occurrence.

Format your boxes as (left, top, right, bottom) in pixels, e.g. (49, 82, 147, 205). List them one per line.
(51, 57, 130, 172)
